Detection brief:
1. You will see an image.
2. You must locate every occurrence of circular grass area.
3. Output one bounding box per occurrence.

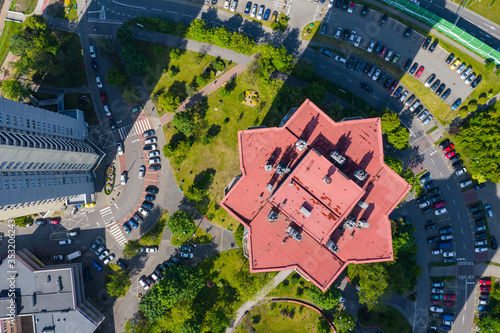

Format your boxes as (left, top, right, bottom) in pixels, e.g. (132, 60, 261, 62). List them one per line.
(236, 301, 330, 333)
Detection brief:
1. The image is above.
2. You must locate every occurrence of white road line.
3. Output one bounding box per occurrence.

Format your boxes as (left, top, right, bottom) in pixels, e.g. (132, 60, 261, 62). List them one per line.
(320, 65, 326, 68)
(347, 79, 353, 82)
(439, 171, 443, 177)
(461, 228, 463, 234)
(453, 199, 456, 205)
(165, 10, 177, 14)
(374, 96, 379, 100)
(457, 215, 460, 220)
(463, 243, 466, 249)
(447, 185, 450, 190)
(334, 72, 339, 75)
(182, 13, 194, 17)
(151, 8, 162, 11)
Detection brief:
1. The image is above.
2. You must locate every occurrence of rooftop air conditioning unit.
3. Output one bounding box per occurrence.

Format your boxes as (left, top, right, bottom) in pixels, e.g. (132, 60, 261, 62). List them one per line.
(354, 169, 368, 181)
(286, 226, 303, 241)
(275, 162, 290, 176)
(267, 211, 278, 222)
(330, 151, 346, 165)
(359, 220, 370, 228)
(295, 139, 308, 151)
(326, 239, 339, 253)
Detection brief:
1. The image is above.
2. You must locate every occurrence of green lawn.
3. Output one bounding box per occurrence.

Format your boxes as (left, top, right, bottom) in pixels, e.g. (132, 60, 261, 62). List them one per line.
(358, 306, 412, 333)
(170, 226, 213, 246)
(139, 210, 169, 246)
(0, 21, 21, 65)
(10, 0, 37, 14)
(136, 40, 236, 117)
(449, 0, 500, 26)
(235, 302, 328, 333)
(268, 272, 316, 301)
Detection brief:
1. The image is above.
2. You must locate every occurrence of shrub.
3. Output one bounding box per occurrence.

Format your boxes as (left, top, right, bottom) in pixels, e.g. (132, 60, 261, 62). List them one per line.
(459, 107, 469, 118)
(197, 74, 208, 87)
(220, 87, 230, 98)
(237, 92, 245, 103)
(213, 60, 225, 72)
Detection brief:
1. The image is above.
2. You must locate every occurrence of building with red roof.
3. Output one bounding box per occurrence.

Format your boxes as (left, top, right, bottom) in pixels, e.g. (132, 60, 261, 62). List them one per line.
(220, 100, 411, 291)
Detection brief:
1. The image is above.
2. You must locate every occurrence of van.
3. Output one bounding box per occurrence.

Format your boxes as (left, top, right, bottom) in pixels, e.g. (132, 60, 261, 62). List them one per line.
(434, 201, 445, 209)
(442, 314, 455, 321)
(66, 250, 82, 261)
(438, 241, 453, 249)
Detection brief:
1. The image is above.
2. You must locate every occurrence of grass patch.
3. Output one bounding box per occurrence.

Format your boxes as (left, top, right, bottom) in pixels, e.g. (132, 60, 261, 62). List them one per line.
(10, 0, 37, 14)
(135, 39, 235, 116)
(108, 263, 121, 272)
(426, 125, 438, 134)
(268, 273, 316, 300)
(235, 302, 328, 333)
(170, 226, 213, 246)
(47, 0, 78, 21)
(0, 21, 21, 65)
(449, 0, 500, 26)
(358, 306, 412, 333)
(139, 210, 168, 246)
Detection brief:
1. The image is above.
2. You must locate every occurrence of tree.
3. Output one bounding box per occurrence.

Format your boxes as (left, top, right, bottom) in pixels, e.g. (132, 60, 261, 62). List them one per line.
(204, 308, 230, 333)
(304, 81, 327, 104)
(477, 315, 500, 332)
(123, 240, 142, 259)
(305, 285, 341, 310)
(167, 211, 196, 235)
(13, 215, 32, 227)
(234, 224, 244, 247)
(106, 68, 127, 87)
(177, 320, 201, 333)
(212, 27, 232, 48)
(381, 112, 409, 149)
(459, 107, 469, 118)
(159, 91, 181, 113)
(384, 155, 403, 175)
(187, 19, 210, 42)
(172, 112, 195, 135)
(334, 310, 356, 333)
(106, 271, 131, 297)
(117, 25, 134, 44)
(354, 263, 389, 310)
(1, 79, 30, 101)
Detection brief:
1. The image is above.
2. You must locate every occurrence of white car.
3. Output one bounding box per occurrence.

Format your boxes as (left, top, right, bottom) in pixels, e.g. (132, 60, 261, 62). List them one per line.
(354, 35, 362, 47)
(475, 246, 488, 253)
(443, 320, 453, 326)
(334, 55, 346, 64)
(138, 207, 149, 217)
(435, 207, 447, 215)
(372, 69, 381, 81)
(256, 4, 264, 20)
(459, 180, 473, 188)
(103, 253, 115, 265)
(431, 249, 443, 255)
(485, 204, 493, 217)
(99, 249, 110, 261)
(96, 76, 103, 88)
(59, 239, 72, 245)
(422, 115, 433, 126)
(148, 150, 160, 158)
(138, 165, 145, 179)
(328, 0, 334, 7)
(148, 158, 161, 164)
(89, 45, 96, 58)
(104, 105, 111, 117)
(440, 234, 453, 241)
(144, 137, 157, 145)
(250, 3, 257, 17)
(455, 167, 466, 176)
(419, 201, 430, 208)
(151, 272, 161, 282)
(443, 251, 456, 257)
(335, 27, 342, 39)
(224, 0, 231, 9)
(230, 0, 238, 11)
(139, 277, 150, 290)
(141, 246, 158, 253)
(117, 142, 123, 155)
(367, 40, 376, 52)
(479, 299, 489, 305)
(120, 172, 127, 185)
(384, 50, 393, 61)
(431, 288, 444, 293)
(475, 239, 487, 246)
(430, 306, 444, 313)
(180, 252, 194, 258)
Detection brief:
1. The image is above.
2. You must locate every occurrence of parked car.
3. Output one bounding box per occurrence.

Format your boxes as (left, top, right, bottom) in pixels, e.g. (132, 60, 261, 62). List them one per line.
(470, 204, 483, 213)
(476, 239, 488, 246)
(480, 286, 491, 293)
(459, 180, 473, 188)
(428, 236, 439, 243)
(92, 261, 103, 271)
(150, 162, 161, 170)
(146, 186, 159, 194)
(419, 201, 431, 209)
(455, 167, 466, 176)
(445, 53, 455, 64)
(475, 246, 488, 252)
(90, 239, 101, 252)
(424, 74, 436, 87)
(180, 252, 194, 258)
(96, 76, 103, 88)
(143, 129, 155, 138)
(117, 259, 127, 270)
(403, 27, 412, 39)
(319, 48, 333, 57)
(430, 79, 440, 92)
(480, 279, 492, 286)
(491, 236, 498, 249)
(141, 246, 158, 253)
(485, 204, 493, 217)
(429, 306, 444, 313)
(423, 181, 435, 190)
(123, 223, 131, 234)
(443, 251, 456, 257)
(138, 165, 145, 179)
(35, 219, 47, 225)
(431, 249, 442, 255)
(432, 281, 444, 288)
(478, 305, 490, 312)
(439, 227, 453, 234)
(422, 36, 431, 50)
(409, 62, 418, 75)
(451, 98, 462, 110)
(379, 13, 388, 26)
(425, 223, 437, 231)
(98, 249, 110, 261)
(51, 255, 63, 261)
(138, 207, 149, 217)
(435, 208, 447, 215)
(429, 39, 438, 52)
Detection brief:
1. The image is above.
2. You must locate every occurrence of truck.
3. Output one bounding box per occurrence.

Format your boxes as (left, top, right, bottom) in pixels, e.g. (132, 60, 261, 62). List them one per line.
(438, 241, 453, 249)
(66, 251, 82, 262)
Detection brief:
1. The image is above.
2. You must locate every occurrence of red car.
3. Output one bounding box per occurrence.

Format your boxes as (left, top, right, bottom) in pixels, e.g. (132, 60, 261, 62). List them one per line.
(389, 81, 398, 93)
(415, 66, 425, 78)
(480, 279, 492, 286)
(445, 151, 456, 159)
(48, 219, 60, 224)
(442, 144, 454, 153)
(431, 300, 440, 305)
(444, 294, 456, 300)
(100, 91, 107, 103)
(480, 286, 491, 292)
(444, 301, 455, 307)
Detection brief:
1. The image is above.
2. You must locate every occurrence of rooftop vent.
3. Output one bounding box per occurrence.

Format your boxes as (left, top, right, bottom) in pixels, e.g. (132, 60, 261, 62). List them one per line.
(300, 206, 312, 217)
(330, 151, 346, 165)
(267, 211, 278, 222)
(326, 239, 339, 253)
(354, 169, 368, 181)
(359, 220, 370, 228)
(286, 226, 302, 242)
(295, 139, 308, 151)
(266, 184, 274, 192)
(265, 164, 273, 171)
(357, 200, 369, 209)
(343, 216, 358, 230)
(275, 162, 291, 176)
(323, 176, 332, 184)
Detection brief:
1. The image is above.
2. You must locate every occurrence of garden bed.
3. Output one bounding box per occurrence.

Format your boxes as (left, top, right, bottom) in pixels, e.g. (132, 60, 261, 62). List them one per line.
(104, 163, 115, 195)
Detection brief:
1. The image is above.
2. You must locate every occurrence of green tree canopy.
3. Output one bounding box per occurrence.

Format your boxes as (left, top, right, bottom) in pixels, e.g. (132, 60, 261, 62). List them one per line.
(381, 112, 410, 149)
(1, 79, 30, 101)
(159, 91, 181, 113)
(106, 271, 131, 297)
(123, 240, 142, 259)
(167, 211, 196, 235)
(172, 112, 195, 136)
(384, 155, 403, 175)
(304, 81, 327, 104)
(305, 285, 341, 310)
(106, 68, 127, 87)
(139, 265, 204, 321)
(334, 310, 356, 333)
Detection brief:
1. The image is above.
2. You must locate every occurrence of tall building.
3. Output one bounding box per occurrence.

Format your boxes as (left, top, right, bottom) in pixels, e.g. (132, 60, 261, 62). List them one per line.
(0, 98, 100, 220)
(221, 100, 411, 291)
(0, 249, 104, 333)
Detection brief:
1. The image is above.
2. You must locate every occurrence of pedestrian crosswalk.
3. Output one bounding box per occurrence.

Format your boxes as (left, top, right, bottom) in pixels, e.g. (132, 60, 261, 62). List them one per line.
(118, 118, 153, 140)
(100, 206, 115, 227)
(100, 206, 127, 246)
(108, 222, 127, 246)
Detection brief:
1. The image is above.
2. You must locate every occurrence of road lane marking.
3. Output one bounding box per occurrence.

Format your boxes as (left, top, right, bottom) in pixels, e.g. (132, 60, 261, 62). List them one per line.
(151, 8, 162, 11)
(374, 96, 379, 100)
(320, 65, 326, 68)
(457, 215, 460, 220)
(453, 199, 456, 205)
(461, 228, 463, 234)
(165, 10, 177, 14)
(347, 79, 353, 82)
(182, 14, 194, 17)
(439, 171, 443, 177)
(463, 243, 466, 249)
(447, 185, 450, 190)
(334, 72, 339, 75)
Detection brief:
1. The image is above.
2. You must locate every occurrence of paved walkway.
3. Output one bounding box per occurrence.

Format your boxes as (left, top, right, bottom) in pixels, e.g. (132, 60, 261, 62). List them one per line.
(227, 269, 294, 332)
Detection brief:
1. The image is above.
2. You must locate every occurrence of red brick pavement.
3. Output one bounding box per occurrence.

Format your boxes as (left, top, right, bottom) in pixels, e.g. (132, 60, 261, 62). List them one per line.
(159, 64, 247, 126)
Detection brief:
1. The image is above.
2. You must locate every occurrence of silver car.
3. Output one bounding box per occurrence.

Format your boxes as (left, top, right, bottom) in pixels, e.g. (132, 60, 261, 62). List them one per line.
(367, 40, 376, 52)
(417, 110, 429, 121)
(409, 100, 420, 112)
(148, 158, 161, 164)
(144, 137, 157, 145)
(250, 3, 257, 17)
(147, 150, 160, 158)
(422, 115, 433, 126)
(138, 165, 145, 179)
(372, 69, 381, 81)
(398, 91, 408, 103)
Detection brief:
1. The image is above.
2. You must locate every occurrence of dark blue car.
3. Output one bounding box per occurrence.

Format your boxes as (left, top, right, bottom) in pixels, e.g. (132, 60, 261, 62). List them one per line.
(244, 1, 252, 14)
(409, 62, 418, 75)
(93, 261, 103, 271)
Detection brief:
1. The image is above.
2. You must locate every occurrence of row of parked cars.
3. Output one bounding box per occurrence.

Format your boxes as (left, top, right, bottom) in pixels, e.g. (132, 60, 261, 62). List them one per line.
(477, 278, 492, 313)
(243, 2, 279, 21)
(122, 185, 159, 233)
(447, 53, 482, 88)
(428, 280, 456, 332)
(89, 238, 115, 271)
(141, 129, 161, 173)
